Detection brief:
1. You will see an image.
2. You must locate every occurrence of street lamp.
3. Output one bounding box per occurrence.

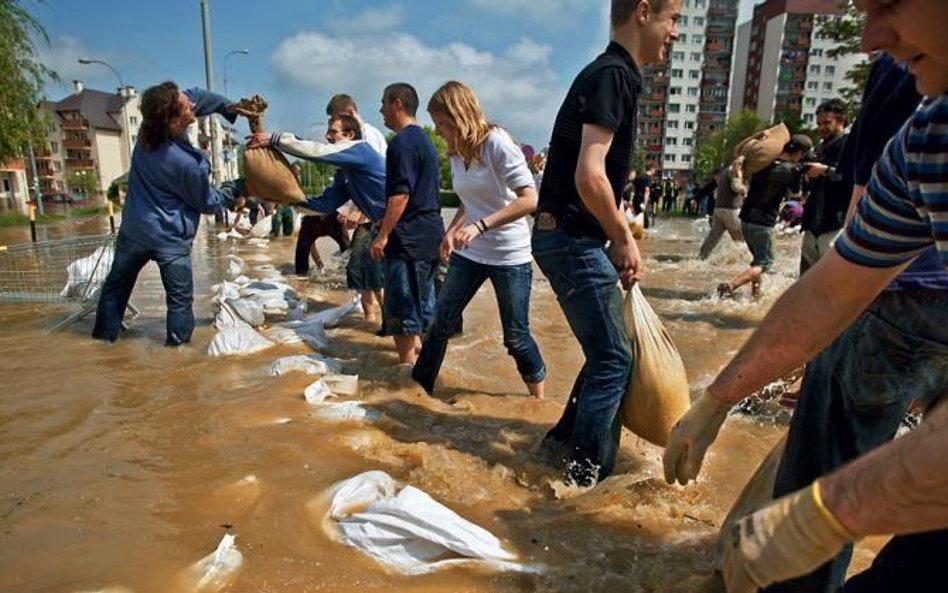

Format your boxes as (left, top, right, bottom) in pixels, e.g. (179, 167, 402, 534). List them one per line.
(222, 49, 249, 181)
(78, 58, 133, 167)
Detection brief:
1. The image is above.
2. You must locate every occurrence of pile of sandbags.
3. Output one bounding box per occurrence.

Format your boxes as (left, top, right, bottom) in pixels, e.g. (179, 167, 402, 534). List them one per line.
(620, 285, 691, 447)
(236, 95, 305, 206)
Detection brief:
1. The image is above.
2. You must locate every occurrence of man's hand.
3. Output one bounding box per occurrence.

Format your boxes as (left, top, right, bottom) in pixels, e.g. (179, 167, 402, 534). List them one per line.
(805, 163, 830, 180)
(245, 132, 271, 150)
(454, 224, 481, 251)
(607, 233, 642, 290)
(722, 482, 855, 593)
(370, 234, 388, 261)
(440, 231, 456, 262)
(662, 389, 731, 485)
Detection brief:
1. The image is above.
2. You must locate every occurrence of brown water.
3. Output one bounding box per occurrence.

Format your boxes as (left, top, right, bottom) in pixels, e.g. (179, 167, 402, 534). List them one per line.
(0, 214, 877, 593)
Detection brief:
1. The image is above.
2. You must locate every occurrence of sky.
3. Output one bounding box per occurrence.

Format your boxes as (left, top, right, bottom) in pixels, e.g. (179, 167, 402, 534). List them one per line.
(34, 0, 759, 148)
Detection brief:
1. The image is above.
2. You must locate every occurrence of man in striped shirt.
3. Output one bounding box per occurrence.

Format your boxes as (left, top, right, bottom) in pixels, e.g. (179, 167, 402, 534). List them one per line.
(662, 0, 948, 591)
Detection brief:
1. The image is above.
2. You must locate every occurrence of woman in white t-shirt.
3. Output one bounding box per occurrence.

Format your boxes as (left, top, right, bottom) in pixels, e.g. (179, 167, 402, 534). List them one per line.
(412, 80, 546, 398)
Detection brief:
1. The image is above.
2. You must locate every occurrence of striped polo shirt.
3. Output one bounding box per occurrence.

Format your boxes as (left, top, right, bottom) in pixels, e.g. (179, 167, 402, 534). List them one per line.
(836, 96, 948, 268)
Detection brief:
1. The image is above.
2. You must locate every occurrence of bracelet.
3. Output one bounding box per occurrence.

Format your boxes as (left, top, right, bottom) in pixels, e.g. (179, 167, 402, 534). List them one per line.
(475, 219, 489, 234)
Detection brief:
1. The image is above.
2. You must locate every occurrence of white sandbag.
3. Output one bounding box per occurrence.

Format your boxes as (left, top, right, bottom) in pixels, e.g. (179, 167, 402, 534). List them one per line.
(304, 379, 332, 405)
(240, 280, 298, 300)
(323, 374, 359, 397)
(207, 327, 275, 357)
(620, 284, 691, 447)
(262, 325, 328, 350)
(232, 275, 251, 286)
(181, 533, 243, 592)
(61, 245, 115, 298)
(320, 471, 535, 576)
(225, 255, 245, 278)
(713, 436, 786, 571)
(246, 238, 270, 247)
(310, 402, 380, 423)
(214, 300, 251, 331)
(268, 354, 344, 377)
(227, 298, 265, 327)
(250, 214, 273, 239)
(306, 295, 360, 328)
(210, 281, 241, 305)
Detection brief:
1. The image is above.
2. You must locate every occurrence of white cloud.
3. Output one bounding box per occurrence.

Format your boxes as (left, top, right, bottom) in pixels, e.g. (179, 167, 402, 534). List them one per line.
(39, 35, 138, 97)
(269, 32, 565, 146)
(328, 4, 405, 34)
(467, 0, 595, 21)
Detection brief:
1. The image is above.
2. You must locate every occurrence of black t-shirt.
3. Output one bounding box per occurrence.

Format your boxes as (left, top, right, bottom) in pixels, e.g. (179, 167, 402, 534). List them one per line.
(801, 132, 850, 234)
(537, 42, 642, 240)
(384, 124, 444, 261)
(740, 160, 801, 227)
(631, 176, 650, 212)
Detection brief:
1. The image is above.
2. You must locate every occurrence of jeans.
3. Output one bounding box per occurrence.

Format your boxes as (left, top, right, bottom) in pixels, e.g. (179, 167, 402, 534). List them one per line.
(92, 234, 195, 346)
(382, 257, 437, 336)
(412, 253, 546, 395)
(742, 221, 775, 271)
(346, 225, 384, 291)
(532, 226, 632, 486)
(699, 207, 743, 259)
(765, 289, 948, 593)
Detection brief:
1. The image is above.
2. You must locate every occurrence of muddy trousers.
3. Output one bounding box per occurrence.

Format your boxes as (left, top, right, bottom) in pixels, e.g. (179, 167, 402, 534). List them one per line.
(765, 289, 948, 593)
(531, 226, 632, 486)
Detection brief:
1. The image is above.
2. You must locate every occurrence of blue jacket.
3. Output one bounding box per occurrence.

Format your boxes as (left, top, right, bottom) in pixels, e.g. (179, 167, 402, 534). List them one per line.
(119, 88, 242, 254)
(269, 133, 387, 222)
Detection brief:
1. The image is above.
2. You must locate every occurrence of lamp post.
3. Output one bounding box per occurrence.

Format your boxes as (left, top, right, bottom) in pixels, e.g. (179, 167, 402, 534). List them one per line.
(222, 49, 249, 181)
(78, 58, 133, 168)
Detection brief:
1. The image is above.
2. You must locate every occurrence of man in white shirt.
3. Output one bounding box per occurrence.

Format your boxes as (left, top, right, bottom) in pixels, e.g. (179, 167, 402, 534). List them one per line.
(326, 94, 387, 157)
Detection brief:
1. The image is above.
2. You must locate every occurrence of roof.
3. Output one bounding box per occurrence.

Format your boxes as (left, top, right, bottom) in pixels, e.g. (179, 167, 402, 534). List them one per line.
(49, 89, 130, 132)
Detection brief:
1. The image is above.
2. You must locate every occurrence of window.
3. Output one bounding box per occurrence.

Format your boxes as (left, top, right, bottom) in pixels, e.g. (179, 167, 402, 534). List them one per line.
(680, 15, 689, 26)
(669, 103, 681, 113)
(667, 120, 679, 129)
(53, 161, 62, 172)
(689, 70, 700, 79)
(683, 138, 694, 147)
(694, 16, 704, 26)
(823, 81, 833, 91)
(695, 0, 705, 7)
(688, 87, 699, 97)
(681, 154, 692, 163)
(670, 86, 682, 95)
(685, 121, 695, 130)
(805, 97, 817, 107)
(665, 153, 677, 162)
(691, 52, 702, 61)
(679, 34, 687, 43)
(686, 104, 697, 113)
(825, 65, 836, 76)
(810, 48, 823, 57)
(807, 81, 818, 90)
(672, 51, 685, 61)
(671, 68, 683, 78)
(804, 113, 815, 123)
(809, 64, 821, 75)
(665, 137, 678, 146)
(129, 116, 139, 125)
(50, 141, 59, 153)
(692, 34, 704, 45)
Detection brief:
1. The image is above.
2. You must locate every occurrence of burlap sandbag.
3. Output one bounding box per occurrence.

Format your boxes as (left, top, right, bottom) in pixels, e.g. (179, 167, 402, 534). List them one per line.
(620, 285, 691, 447)
(238, 94, 306, 205)
(713, 435, 786, 571)
(733, 123, 790, 176)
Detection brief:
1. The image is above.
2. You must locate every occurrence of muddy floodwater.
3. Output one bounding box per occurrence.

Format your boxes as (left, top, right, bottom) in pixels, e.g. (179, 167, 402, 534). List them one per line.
(0, 213, 880, 593)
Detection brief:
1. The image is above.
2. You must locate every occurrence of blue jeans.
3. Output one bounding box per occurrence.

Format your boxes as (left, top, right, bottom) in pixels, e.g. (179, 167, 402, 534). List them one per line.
(531, 226, 632, 486)
(766, 290, 948, 593)
(382, 257, 437, 336)
(92, 234, 195, 346)
(412, 253, 546, 394)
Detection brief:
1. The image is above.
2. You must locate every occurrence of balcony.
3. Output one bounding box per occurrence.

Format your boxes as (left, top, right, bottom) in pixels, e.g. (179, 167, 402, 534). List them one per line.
(34, 150, 51, 159)
(61, 118, 89, 130)
(65, 158, 95, 169)
(62, 138, 91, 150)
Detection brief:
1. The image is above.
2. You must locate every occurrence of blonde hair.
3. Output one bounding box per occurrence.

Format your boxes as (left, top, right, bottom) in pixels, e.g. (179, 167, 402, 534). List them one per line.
(427, 81, 493, 167)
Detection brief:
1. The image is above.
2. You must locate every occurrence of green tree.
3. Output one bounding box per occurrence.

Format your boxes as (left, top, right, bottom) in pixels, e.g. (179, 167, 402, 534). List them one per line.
(67, 170, 98, 196)
(815, 4, 871, 119)
(694, 109, 765, 179)
(0, 0, 57, 163)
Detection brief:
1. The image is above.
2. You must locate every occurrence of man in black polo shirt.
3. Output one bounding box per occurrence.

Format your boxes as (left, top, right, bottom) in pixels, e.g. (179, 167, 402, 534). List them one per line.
(370, 83, 445, 365)
(532, 0, 681, 487)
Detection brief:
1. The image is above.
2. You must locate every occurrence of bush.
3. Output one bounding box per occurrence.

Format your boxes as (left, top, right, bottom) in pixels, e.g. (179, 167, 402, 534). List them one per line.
(440, 190, 460, 208)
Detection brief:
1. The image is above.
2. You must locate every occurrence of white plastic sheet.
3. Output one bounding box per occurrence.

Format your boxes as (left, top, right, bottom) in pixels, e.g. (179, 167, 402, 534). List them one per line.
(181, 533, 243, 592)
(321, 471, 536, 576)
(310, 402, 380, 423)
(250, 214, 273, 238)
(61, 245, 115, 298)
(268, 354, 343, 377)
(207, 326, 275, 356)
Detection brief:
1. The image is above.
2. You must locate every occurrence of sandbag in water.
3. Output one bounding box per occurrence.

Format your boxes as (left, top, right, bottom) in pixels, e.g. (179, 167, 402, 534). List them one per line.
(207, 327, 275, 357)
(268, 354, 343, 376)
(180, 533, 242, 592)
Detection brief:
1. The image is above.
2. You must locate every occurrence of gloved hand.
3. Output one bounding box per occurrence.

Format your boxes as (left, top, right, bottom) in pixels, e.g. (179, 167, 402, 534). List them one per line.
(662, 388, 731, 485)
(722, 481, 857, 593)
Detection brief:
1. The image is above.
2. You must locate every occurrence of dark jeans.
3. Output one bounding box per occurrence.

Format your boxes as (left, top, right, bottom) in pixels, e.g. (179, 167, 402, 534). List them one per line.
(92, 234, 195, 346)
(346, 225, 384, 290)
(295, 214, 350, 274)
(531, 226, 632, 486)
(766, 290, 948, 593)
(412, 253, 546, 395)
(382, 257, 437, 336)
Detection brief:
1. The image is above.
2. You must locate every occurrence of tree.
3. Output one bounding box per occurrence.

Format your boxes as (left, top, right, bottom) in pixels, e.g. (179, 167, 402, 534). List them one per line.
(815, 4, 871, 119)
(0, 1, 57, 163)
(694, 109, 765, 179)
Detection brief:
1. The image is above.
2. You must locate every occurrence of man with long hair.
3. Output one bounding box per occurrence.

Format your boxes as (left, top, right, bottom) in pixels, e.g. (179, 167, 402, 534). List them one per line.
(93, 82, 247, 346)
(531, 0, 681, 486)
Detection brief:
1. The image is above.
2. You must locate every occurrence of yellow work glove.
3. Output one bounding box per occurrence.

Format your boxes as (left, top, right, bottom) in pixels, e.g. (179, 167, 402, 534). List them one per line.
(662, 389, 731, 485)
(722, 481, 857, 593)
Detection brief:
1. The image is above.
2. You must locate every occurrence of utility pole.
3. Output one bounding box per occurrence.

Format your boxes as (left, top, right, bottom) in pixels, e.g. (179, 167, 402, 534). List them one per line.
(200, 0, 223, 185)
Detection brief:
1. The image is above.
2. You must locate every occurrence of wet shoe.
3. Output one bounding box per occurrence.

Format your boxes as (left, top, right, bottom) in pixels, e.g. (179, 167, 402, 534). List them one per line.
(716, 283, 733, 299)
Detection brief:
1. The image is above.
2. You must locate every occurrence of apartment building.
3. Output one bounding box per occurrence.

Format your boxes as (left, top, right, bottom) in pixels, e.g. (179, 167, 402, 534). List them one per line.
(0, 160, 30, 212)
(30, 81, 141, 196)
(638, 0, 740, 177)
(731, 0, 865, 125)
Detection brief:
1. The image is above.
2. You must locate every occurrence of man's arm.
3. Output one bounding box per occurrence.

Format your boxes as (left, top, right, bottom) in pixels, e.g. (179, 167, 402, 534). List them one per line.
(300, 171, 349, 215)
(575, 123, 641, 287)
(369, 195, 409, 260)
(183, 88, 239, 123)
